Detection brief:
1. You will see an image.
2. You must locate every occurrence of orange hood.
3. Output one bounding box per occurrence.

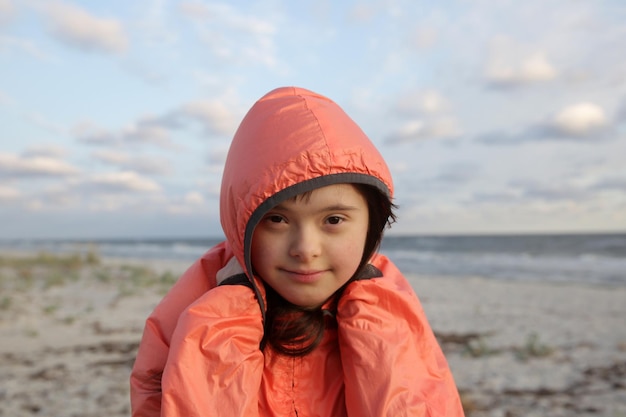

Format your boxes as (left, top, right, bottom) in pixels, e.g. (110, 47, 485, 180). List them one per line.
(219, 86, 393, 295)
(132, 88, 465, 416)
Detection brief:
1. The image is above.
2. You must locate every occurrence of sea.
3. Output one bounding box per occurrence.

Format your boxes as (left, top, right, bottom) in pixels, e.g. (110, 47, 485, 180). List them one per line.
(1, 233, 625, 287)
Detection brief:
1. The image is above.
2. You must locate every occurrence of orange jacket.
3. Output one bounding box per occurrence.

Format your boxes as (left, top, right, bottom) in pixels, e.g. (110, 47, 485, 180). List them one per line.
(130, 87, 465, 416)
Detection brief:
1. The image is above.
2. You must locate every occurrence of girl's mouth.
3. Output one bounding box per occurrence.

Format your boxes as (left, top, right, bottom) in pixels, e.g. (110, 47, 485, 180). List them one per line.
(282, 269, 326, 283)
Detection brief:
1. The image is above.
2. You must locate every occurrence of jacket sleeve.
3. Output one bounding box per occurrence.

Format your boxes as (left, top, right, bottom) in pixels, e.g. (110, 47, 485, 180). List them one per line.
(337, 255, 465, 417)
(160, 283, 265, 417)
(130, 242, 230, 417)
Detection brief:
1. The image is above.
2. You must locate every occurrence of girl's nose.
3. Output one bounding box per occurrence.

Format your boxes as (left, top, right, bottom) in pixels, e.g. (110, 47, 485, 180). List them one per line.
(288, 225, 321, 261)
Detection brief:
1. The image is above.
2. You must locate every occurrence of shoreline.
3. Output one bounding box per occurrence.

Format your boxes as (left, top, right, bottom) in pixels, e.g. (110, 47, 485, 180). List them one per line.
(1, 251, 624, 416)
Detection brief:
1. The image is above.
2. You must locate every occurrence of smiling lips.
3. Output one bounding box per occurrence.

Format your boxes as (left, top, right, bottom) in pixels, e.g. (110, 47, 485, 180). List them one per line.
(282, 269, 327, 283)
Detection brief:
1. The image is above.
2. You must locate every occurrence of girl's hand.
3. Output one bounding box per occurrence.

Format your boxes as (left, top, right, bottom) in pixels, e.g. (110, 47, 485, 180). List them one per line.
(336, 256, 465, 417)
(161, 275, 265, 417)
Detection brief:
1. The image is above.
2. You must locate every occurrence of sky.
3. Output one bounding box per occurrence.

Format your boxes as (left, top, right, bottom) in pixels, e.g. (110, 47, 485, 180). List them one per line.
(1, 0, 625, 240)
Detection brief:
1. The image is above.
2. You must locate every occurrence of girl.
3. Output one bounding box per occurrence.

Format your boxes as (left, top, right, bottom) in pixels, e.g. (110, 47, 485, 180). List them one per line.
(130, 86, 465, 416)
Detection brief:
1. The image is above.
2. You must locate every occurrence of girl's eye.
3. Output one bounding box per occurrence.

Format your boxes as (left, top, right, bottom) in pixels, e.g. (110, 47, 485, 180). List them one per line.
(326, 216, 343, 225)
(266, 214, 285, 223)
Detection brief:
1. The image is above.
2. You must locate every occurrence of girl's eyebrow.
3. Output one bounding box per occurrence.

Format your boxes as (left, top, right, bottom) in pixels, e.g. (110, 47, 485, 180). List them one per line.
(322, 204, 360, 212)
(272, 203, 360, 212)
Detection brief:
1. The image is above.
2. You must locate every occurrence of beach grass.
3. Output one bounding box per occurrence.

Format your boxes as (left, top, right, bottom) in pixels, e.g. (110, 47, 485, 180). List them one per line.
(0, 251, 178, 297)
(0, 249, 101, 268)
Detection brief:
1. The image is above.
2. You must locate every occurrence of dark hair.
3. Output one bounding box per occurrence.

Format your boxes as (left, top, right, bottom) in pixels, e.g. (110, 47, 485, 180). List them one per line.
(263, 183, 397, 356)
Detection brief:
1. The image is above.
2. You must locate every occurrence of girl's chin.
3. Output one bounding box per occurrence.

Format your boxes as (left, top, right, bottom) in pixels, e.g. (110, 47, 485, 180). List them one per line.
(282, 293, 332, 310)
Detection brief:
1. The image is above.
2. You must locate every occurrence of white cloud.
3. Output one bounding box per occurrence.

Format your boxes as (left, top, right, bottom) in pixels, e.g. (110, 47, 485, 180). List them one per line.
(485, 36, 557, 86)
(0, 35, 51, 60)
(0, 152, 80, 177)
(87, 171, 162, 193)
(385, 89, 462, 144)
(552, 102, 608, 136)
(83, 195, 127, 212)
(181, 100, 238, 136)
(72, 121, 115, 144)
(120, 119, 172, 146)
(179, 2, 278, 68)
(23, 144, 67, 158)
(0, 0, 14, 24)
(36, 186, 80, 208)
(135, 0, 179, 46)
(178, 1, 212, 19)
(165, 190, 207, 214)
(92, 150, 171, 175)
(43, 1, 128, 53)
(211, 4, 274, 36)
(74, 98, 239, 149)
(386, 116, 462, 144)
(73, 118, 175, 148)
(486, 53, 557, 86)
(205, 146, 229, 174)
(387, 120, 425, 144)
(477, 100, 614, 144)
(348, 4, 376, 23)
(91, 149, 126, 165)
(521, 54, 558, 81)
(410, 27, 438, 49)
(0, 184, 20, 200)
(427, 117, 463, 139)
(395, 90, 448, 115)
(184, 191, 203, 205)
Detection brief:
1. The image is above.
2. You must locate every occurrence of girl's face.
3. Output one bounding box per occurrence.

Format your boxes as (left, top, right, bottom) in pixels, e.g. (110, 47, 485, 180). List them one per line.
(251, 183, 369, 309)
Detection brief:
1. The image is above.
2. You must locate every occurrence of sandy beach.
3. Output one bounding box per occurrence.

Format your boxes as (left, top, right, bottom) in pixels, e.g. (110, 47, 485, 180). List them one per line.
(0, 251, 624, 417)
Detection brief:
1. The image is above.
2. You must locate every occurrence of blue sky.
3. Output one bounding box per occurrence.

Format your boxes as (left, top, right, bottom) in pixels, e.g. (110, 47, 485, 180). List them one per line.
(1, 0, 625, 239)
